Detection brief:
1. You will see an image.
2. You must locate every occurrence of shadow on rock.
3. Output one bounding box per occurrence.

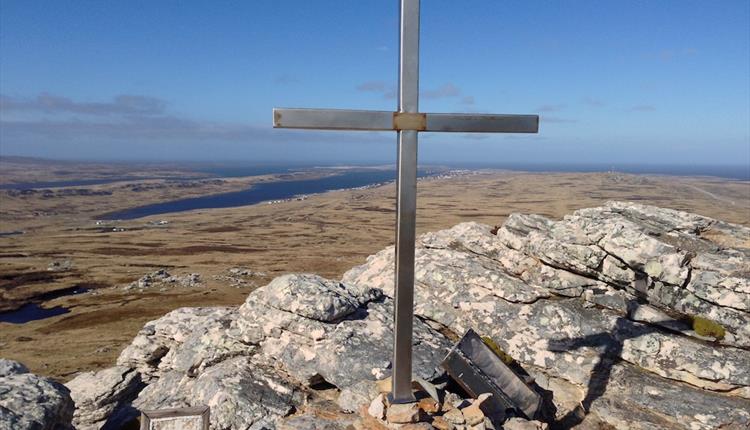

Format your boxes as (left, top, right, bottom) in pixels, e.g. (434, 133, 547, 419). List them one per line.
(547, 299, 682, 429)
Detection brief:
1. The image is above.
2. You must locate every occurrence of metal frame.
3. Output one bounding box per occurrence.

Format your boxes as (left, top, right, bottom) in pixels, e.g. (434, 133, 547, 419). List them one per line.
(390, 0, 421, 404)
(441, 329, 542, 419)
(273, 108, 537, 133)
(425, 113, 538, 133)
(272, 0, 539, 405)
(140, 406, 210, 430)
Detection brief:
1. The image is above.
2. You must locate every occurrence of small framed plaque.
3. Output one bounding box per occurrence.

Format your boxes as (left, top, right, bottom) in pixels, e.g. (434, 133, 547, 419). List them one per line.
(140, 406, 209, 430)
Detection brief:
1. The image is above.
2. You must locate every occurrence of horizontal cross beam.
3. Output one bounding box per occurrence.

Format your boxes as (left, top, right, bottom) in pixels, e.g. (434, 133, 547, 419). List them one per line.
(273, 108, 539, 133)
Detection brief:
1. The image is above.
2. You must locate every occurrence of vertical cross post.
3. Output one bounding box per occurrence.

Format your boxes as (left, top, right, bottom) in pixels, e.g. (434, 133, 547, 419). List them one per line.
(391, 0, 420, 404)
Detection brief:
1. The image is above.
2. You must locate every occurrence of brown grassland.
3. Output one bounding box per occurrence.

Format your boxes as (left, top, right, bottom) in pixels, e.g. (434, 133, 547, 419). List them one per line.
(0, 159, 748, 382)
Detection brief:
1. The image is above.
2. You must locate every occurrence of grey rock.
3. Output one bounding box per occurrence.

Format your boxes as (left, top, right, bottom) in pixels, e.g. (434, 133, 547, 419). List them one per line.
(0, 358, 29, 377)
(0, 360, 74, 430)
(47, 259, 73, 272)
(59, 202, 750, 430)
(574, 202, 749, 346)
(386, 402, 423, 423)
(137, 269, 170, 288)
(345, 245, 750, 394)
(443, 408, 465, 425)
(229, 267, 252, 276)
(276, 412, 355, 430)
(502, 418, 548, 430)
(626, 302, 693, 334)
(256, 273, 374, 322)
(83, 273, 450, 429)
(366, 393, 386, 419)
(123, 269, 203, 291)
(235, 273, 450, 389)
(65, 366, 142, 430)
(338, 380, 378, 413)
(581, 362, 750, 430)
(490, 202, 750, 348)
(687, 262, 749, 312)
(344, 202, 750, 428)
(116, 306, 238, 381)
(133, 356, 302, 430)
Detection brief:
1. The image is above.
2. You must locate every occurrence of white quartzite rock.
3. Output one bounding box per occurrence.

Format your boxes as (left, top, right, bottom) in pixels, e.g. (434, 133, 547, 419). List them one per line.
(63, 202, 750, 430)
(133, 356, 302, 430)
(0, 358, 28, 377)
(116, 306, 240, 381)
(0, 359, 74, 430)
(65, 366, 142, 430)
(70, 273, 448, 429)
(344, 202, 750, 428)
(233, 273, 450, 390)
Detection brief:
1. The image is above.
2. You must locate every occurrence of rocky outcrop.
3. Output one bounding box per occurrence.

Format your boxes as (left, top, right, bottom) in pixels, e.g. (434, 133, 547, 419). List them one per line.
(133, 356, 302, 430)
(232, 274, 449, 389)
(63, 202, 750, 429)
(93, 274, 450, 429)
(115, 306, 239, 382)
(493, 202, 750, 348)
(121, 269, 202, 291)
(0, 359, 74, 430)
(65, 366, 142, 430)
(0, 358, 29, 377)
(344, 202, 750, 427)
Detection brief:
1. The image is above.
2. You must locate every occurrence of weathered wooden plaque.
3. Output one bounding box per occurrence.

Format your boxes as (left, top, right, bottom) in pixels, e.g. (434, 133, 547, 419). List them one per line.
(140, 406, 209, 430)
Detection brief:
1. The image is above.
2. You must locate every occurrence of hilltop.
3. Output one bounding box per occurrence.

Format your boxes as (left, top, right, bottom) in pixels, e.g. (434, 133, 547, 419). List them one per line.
(3, 202, 749, 429)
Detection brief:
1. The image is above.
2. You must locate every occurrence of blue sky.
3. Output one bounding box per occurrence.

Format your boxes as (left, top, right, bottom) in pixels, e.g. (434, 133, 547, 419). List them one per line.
(1, 0, 748, 165)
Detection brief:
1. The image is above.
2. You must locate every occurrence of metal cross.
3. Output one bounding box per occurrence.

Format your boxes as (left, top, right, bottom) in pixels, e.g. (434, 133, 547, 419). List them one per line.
(273, 0, 539, 404)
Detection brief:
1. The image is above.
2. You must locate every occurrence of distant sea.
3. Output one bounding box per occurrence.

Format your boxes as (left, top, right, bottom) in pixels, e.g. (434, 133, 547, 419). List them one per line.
(194, 162, 750, 181)
(444, 163, 750, 181)
(3, 162, 746, 192)
(2, 162, 746, 220)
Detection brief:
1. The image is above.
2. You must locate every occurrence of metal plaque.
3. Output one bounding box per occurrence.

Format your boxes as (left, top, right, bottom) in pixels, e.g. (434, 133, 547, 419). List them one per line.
(140, 406, 209, 430)
(441, 329, 541, 419)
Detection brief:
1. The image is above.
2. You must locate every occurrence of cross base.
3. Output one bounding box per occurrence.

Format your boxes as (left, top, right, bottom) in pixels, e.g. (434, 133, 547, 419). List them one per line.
(387, 392, 416, 405)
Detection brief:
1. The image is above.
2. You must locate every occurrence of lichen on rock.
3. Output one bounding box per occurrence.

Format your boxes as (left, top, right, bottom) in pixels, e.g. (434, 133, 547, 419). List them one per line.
(691, 315, 726, 340)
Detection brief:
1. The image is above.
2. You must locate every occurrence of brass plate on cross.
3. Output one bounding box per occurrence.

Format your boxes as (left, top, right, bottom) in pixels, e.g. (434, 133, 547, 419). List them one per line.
(393, 112, 427, 131)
